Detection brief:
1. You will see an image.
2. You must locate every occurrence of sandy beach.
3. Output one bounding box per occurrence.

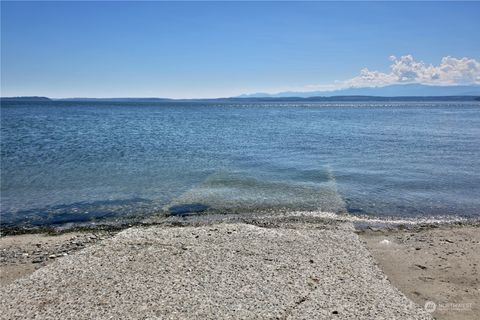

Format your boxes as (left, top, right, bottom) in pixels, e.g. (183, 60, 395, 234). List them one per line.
(359, 224, 479, 320)
(1, 215, 477, 319)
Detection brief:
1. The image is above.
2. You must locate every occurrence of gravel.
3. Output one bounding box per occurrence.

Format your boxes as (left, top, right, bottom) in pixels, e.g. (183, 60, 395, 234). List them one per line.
(0, 220, 432, 319)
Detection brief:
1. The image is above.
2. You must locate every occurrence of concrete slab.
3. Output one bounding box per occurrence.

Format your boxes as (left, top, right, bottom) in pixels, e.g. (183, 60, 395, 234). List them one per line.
(0, 222, 431, 319)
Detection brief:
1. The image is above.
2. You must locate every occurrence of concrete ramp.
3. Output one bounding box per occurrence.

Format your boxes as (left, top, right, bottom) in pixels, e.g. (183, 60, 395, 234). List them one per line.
(163, 168, 347, 215)
(1, 221, 431, 319)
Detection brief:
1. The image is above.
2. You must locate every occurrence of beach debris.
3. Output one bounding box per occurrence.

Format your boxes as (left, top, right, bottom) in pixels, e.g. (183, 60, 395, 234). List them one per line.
(379, 239, 391, 245)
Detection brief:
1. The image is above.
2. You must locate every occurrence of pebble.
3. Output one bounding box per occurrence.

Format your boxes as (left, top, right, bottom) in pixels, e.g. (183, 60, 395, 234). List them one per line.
(415, 264, 427, 270)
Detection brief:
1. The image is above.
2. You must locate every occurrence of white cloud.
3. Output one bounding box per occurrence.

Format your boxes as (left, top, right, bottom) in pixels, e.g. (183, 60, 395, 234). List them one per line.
(343, 55, 480, 88)
(244, 55, 480, 97)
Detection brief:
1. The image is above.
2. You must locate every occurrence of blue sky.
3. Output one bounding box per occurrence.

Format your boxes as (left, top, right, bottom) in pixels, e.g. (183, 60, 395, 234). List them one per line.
(1, 1, 479, 98)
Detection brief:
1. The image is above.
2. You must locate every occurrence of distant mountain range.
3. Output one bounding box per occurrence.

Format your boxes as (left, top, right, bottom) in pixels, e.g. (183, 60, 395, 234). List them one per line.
(2, 84, 480, 102)
(237, 84, 480, 98)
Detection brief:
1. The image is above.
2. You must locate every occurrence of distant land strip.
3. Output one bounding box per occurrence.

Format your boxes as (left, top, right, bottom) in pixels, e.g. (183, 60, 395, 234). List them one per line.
(1, 95, 480, 103)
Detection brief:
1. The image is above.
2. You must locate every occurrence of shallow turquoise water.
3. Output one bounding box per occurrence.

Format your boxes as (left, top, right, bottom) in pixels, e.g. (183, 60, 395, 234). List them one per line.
(1, 101, 479, 227)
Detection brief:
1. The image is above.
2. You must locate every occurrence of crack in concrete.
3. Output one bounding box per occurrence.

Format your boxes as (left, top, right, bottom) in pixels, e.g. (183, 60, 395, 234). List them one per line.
(278, 282, 318, 320)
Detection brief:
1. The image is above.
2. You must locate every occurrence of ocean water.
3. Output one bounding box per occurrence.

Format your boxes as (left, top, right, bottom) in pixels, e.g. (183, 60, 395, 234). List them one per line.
(1, 101, 479, 227)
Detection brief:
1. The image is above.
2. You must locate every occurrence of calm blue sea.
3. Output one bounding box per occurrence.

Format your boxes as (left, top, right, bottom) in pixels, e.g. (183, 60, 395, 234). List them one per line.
(1, 101, 479, 227)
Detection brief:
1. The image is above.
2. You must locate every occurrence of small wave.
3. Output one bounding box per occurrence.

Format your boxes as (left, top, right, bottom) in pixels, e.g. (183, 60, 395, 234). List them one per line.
(282, 210, 478, 227)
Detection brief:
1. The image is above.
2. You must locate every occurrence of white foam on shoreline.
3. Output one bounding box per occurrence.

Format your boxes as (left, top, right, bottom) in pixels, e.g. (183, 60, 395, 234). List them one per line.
(282, 210, 476, 226)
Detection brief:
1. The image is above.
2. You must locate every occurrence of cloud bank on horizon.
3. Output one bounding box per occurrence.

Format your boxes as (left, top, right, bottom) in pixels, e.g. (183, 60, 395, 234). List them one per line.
(342, 55, 480, 88)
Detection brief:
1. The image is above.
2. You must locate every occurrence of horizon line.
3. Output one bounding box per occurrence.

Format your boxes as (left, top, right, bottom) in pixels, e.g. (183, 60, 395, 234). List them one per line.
(2, 95, 480, 101)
